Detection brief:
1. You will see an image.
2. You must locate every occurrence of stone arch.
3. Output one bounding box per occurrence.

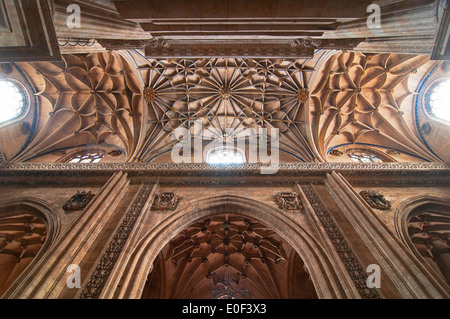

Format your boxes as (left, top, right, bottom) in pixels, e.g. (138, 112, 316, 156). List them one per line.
(0, 197, 61, 298)
(111, 195, 356, 299)
(395, 195, 450, 288)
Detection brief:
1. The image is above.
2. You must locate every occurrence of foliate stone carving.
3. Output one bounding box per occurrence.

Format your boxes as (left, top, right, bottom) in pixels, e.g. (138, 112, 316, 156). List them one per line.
(140, 37, 170, 48)
(275, 192, 303, 213)
(291, 37, 364, 50)
(78, 184, 153, 299)
(300, 184, 383, 299)
(151, 192, 180, 211)
(0, 163, 449, 187)
(63, 191, 95, 213)
(359, 191, 392, 211)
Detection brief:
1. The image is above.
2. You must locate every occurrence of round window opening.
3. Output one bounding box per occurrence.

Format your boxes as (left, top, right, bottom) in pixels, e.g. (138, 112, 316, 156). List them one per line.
(0, 79, 27, 125)
(426, 79, 450, 124)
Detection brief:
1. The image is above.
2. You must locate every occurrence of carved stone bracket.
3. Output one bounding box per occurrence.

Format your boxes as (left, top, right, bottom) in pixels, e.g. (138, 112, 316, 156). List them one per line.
(63, 191, 95, 213)
(274, 192, 303, 213)
(300, 184, 383, 299)
(151, 192, 180, 211)
(78, 184, 153, 299)
(359, 191, 392, 211)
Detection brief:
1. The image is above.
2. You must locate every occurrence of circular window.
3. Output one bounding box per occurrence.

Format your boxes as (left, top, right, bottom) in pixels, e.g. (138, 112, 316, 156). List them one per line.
(0, 79, 27, 125)
(425, 79, 450, 124)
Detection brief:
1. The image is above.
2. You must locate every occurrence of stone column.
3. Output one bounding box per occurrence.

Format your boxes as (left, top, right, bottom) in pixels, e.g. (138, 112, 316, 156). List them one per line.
(2, 171, 132, 298)
(325, 171, 450, 298)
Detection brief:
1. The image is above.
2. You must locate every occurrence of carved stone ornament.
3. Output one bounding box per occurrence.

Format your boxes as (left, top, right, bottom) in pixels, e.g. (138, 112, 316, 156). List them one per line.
(275, 192, 303, 212)
(63, 191, 95, 213)
(79, 185, 153, 299)
(151, 192, 180, 211)
(301, 184, 383, 299)
(359, 191, 392, 211)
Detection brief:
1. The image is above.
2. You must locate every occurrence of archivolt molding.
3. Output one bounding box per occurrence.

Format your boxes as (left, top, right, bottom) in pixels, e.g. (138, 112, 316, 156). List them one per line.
(0, 197, 61, 298)
(394, 196, 450, 254)
(108, 195, 357, 299)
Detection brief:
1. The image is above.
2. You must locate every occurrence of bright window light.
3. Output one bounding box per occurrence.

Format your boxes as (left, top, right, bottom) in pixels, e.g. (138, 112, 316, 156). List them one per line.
(428, 79, 450, 123)
(206, 146, 245, 165)
(69, 153, 104, 163)
(0, 80, 25, 124)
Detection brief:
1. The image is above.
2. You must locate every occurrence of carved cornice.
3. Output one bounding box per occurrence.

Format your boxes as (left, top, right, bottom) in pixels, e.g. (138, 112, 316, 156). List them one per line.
(0, 163, 448, 186)
(0, 162, 448, 175)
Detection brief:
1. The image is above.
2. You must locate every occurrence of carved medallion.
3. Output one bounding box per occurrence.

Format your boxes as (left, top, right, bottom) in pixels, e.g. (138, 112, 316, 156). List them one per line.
(275, 192, 303, 212)
(151, 192, 180, 211)
(359, 191, 391, 211)
(63, 191, 95, 213)
(421, 123, 433, 135)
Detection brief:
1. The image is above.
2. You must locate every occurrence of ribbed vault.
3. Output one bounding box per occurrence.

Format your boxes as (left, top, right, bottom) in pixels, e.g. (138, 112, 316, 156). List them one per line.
(310, 51, 440, 161)
(141, 213, 317, 299)
(137, 57, 316, 162)
(12, 52, 143, 162)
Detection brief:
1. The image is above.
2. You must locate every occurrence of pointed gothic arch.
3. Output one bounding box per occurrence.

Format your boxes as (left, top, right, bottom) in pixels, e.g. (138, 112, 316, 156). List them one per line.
(0, 197, 61, 297)
(106, 195, 359, 299)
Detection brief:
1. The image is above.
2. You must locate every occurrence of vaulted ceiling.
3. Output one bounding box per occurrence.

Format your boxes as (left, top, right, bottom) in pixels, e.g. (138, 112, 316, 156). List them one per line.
(141, 214, 317, 299)
(310, 51, 440, 161)
(12, 52, 143, 162)
(0, 49, 446, 163)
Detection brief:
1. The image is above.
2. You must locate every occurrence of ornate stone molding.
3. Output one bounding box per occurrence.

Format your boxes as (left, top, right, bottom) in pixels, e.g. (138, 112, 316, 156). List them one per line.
(0, 162, 448, 173)
(0, 163, 448, 185)
(300, 184, 383, 299)
(291, 37, 365, 50)
(78, 184, 153, 299)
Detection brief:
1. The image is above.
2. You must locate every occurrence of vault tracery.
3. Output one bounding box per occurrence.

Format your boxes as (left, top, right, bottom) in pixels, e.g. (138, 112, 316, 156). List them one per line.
(0, 213, 47, 296)
(138, 57, 315, 162)
(310, 51, 440, 162)
(11, 52, 143, 163)
(142, 213, 317, 299)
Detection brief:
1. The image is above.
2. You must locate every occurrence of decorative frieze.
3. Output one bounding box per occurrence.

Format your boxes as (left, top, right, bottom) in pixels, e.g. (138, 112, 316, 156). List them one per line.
(78, 184, 153, 299)
(63, 191, 95, 213)
(300, 184, 383, 299)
